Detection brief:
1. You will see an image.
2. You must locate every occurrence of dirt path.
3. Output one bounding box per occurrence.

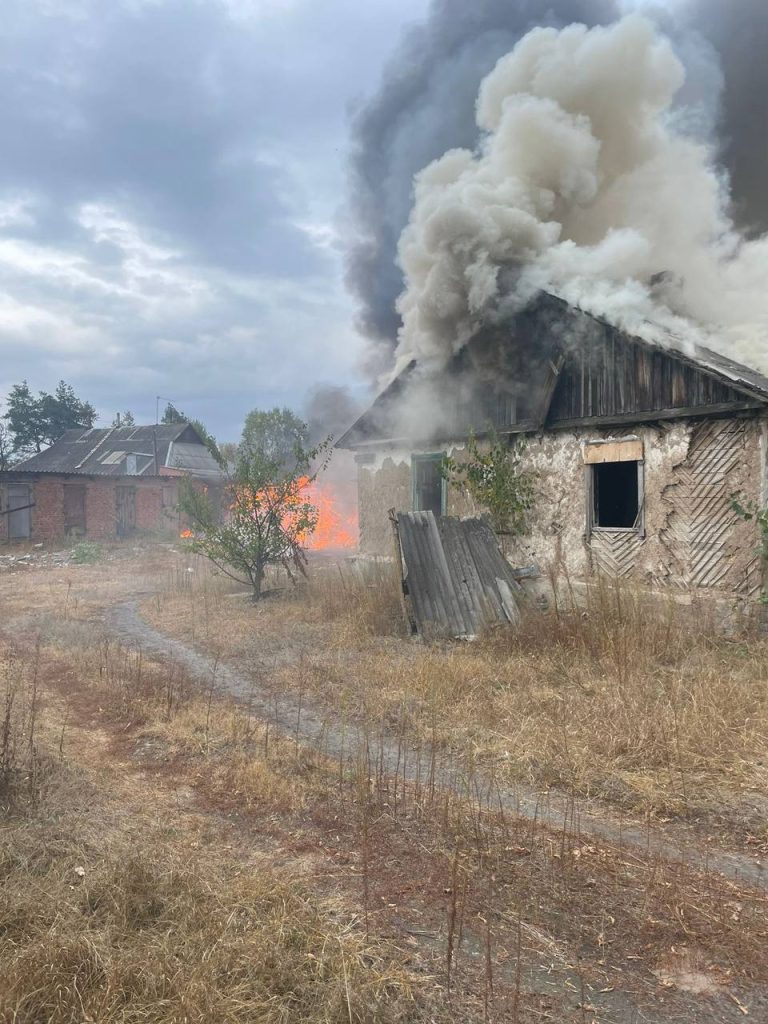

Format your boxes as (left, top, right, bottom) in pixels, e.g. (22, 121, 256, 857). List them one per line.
(108, 599, 767, 890)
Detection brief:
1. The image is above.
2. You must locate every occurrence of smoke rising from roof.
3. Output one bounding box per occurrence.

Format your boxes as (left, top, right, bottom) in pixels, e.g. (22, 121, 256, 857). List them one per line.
(303, 383, 361, 445)
(393, 15, 768, 373)
(347, 1, 768, 373)
(346, 0, 620, 370)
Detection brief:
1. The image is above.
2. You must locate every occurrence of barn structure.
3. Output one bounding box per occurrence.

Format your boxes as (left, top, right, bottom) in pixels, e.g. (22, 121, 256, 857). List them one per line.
(339, 294, 768, 612)
(0, 423, 223, 544)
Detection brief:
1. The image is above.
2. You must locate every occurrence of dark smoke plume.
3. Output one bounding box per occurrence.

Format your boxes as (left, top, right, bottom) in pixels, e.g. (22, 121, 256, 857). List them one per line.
(347, 0, 768, 364)
(690, 0, 768, 234)
(346, 0, 619, 364)
(303, 384, 361, 444)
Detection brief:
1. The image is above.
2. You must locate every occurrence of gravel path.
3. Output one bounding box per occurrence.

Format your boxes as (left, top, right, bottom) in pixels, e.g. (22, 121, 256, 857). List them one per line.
(108, 599, 767, 890)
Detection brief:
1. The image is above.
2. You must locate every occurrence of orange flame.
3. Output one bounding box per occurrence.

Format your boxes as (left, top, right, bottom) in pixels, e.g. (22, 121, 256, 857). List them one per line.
(190, 477, 358, 552)
(299, 477, 358, 551)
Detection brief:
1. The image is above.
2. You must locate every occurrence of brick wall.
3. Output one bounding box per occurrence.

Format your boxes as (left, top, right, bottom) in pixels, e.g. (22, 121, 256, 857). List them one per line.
(1, 474, 180, 544)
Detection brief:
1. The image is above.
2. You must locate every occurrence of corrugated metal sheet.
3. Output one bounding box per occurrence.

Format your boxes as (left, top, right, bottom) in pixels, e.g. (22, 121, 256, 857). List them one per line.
(8, 424, 223, 480)
(395, 512, 522, 638)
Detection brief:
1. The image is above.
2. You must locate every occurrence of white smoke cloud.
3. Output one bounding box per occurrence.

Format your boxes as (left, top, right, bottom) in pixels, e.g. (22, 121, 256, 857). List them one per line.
(393, 14, 768, 375)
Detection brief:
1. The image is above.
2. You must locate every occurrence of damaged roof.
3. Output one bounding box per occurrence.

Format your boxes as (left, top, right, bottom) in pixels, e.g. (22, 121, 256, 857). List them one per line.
(9, 423, 224, 479)
(338, 293, 768, 448)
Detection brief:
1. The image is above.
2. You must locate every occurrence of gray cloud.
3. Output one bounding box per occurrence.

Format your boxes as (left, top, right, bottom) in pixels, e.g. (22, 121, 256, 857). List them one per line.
(0, 0, 426, 440)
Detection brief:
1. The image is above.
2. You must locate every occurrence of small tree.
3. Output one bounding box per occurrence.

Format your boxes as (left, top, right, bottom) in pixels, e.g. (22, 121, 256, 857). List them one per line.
(178, 409, 330, 599)
(442, 430, 536, 539)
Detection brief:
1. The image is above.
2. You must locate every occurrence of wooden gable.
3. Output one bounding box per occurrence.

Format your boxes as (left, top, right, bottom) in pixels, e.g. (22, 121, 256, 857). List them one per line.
(337, 294, 768, 449)
(546, 322, 763, 428)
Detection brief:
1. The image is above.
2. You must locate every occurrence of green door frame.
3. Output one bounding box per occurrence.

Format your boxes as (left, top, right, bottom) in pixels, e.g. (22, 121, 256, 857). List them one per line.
(411, 452, 447, 515)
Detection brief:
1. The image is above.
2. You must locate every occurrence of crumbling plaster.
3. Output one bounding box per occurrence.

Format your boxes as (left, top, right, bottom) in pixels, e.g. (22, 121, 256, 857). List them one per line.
(356, 414, 765, 603)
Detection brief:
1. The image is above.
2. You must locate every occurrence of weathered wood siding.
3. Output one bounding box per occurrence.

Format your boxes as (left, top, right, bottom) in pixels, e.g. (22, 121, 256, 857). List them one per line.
(548, 328, 750, 424)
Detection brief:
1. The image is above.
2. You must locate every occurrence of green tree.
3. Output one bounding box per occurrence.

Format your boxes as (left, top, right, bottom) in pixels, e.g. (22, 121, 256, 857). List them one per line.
(178, 418, 331, 599)
(3, 380, 96, 454)
(190, 419, 223, 465)
(111, 410, 136, 427)
(4, 382, 44, 454)
(442, 430, 536, 539)
(161, 402, 185, 424)
(240, 407, 309, 476)
(0, 421, 12, 471)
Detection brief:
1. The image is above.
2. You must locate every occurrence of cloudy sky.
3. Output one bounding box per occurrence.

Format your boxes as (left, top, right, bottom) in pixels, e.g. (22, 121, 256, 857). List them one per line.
(0, 0, 429, 439)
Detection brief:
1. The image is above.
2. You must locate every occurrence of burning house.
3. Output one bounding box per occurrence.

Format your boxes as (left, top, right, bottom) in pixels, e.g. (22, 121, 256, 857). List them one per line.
(338, 13, 768, 617)
(339, 293, 768, 611)
(0, 423, 224, 544)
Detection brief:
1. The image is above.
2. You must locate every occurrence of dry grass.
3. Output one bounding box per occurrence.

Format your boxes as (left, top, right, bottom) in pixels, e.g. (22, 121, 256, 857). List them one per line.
(144, 560, 768, 826)
(0, 643, 49, 812)
(0, 633, 434, 1024)
(0, 787, 421, 1024)
(4, 548, 768, 1020)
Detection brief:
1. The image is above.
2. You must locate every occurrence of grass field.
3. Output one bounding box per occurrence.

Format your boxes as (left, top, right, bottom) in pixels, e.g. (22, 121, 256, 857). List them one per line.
(2, 542, 768, 1021)
(145, 555, 768, 835)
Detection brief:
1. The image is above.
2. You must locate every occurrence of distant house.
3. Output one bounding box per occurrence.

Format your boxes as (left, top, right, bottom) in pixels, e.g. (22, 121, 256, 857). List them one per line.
(0, 423, 223, 544)
(338, 293, 768, 611)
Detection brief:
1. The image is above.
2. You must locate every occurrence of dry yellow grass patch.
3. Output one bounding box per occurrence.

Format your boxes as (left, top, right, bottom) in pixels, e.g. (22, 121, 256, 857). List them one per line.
(144, 559, 768, 823)
(0, 631, 436, 1024)
(0, 773, 423, 1024)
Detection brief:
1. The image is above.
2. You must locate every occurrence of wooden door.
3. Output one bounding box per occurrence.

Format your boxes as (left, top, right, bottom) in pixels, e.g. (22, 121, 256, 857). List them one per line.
(412, 454, 445, 517)
(7, 484, 32, 540)
(115, 486, 136, 537)
(63, 484, 86, 537)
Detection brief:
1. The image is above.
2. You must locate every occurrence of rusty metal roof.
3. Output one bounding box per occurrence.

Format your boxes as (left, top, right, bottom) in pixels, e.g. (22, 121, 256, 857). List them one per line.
(394, 511, 522, 638)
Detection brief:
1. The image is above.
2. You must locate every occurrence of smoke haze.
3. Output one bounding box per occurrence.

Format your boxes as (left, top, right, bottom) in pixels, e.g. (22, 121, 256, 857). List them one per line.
(393, 15, 768, 373)
(348, 0, 768, 373)
(346, 0, 620, 370)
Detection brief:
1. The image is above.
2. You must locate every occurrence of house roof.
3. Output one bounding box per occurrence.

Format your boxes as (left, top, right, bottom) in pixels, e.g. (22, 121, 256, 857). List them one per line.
(9, 423, 224, 479)
(338, 293, 768, 448)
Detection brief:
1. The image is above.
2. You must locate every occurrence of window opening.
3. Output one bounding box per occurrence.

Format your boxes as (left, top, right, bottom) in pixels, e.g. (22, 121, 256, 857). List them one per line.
(495, 392, 517, 428)
(593, 461, 640, 529)
(412, 454, 445, 517)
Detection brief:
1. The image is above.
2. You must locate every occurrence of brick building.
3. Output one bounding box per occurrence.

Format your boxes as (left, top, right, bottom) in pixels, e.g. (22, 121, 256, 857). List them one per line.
(0, 423, 224, 544)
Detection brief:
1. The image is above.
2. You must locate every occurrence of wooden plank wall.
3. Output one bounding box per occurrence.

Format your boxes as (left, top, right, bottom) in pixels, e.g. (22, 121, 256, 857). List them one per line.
(548, 328, 744, 423)
(659, 419, 762, 594)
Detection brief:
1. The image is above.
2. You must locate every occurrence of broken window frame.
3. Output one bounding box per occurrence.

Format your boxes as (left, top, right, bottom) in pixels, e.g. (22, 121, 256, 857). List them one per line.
(584, 440, 645, 541)
(411, 452, 447, 517)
